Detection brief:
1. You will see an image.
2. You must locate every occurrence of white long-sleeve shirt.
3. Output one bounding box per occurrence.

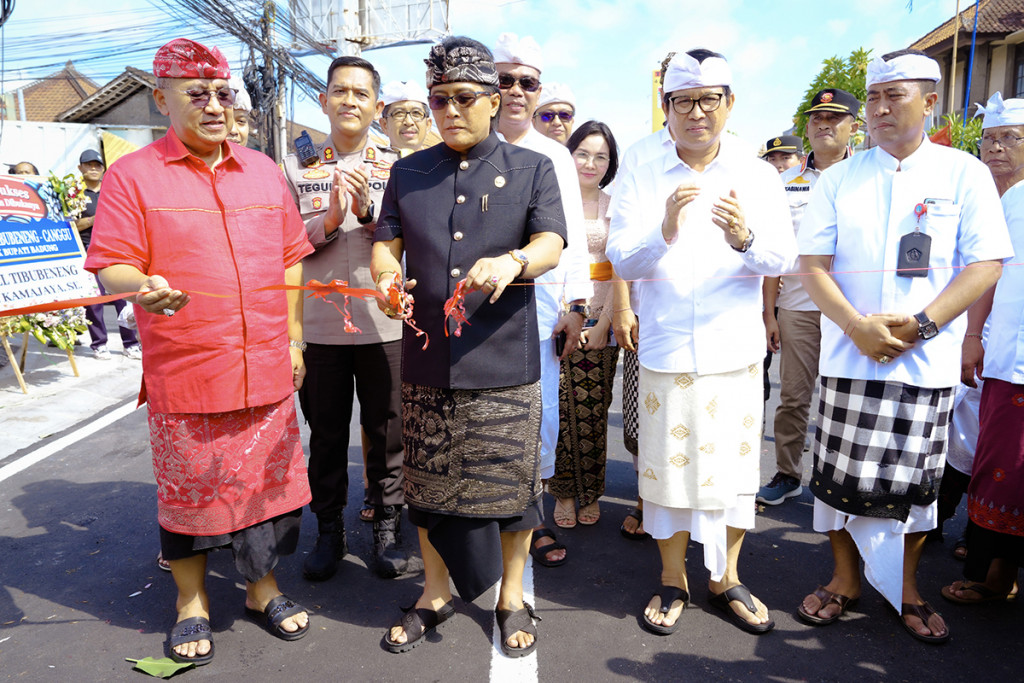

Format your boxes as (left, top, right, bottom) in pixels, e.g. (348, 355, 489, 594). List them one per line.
(984, 178, 1024, 384)
(607, 135, 796, 375)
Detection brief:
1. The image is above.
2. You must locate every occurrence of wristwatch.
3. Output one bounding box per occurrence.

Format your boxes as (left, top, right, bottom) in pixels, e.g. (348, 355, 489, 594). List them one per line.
(289, 339, 307, 352)
(508, 249, 529, 276)
(568, 303, 590, 318)
(914, 312, 939, 340)
(731, 229, 755, 253)
(357, 201, 376, 225)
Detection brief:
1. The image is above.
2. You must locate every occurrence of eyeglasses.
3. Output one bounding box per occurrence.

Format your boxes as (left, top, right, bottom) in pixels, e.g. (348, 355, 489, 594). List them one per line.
(178, 87, 237, 108)
(497, 73, 541, 92)
(669, 93, 724, 115)
(572, 150, 610, 165)
(385, 108, 428, 122)
(980, 132, 1024, 148)
(427, 91, 491, 110)
(536, 110, 574, 123)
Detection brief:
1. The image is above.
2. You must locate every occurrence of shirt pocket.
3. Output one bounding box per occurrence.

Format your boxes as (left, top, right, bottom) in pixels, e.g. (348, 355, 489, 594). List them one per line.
(922, 203, 959, 266)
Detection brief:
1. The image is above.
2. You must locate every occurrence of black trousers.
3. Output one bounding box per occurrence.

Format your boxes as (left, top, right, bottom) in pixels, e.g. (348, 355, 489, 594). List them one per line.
(298, 340, 404, 516)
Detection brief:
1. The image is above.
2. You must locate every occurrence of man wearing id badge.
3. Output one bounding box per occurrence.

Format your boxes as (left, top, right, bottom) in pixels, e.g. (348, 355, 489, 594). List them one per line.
(795, 49, 1013, 644)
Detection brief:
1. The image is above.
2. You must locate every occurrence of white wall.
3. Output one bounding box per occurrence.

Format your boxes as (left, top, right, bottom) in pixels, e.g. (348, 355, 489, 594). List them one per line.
(0, 121, 101, 178)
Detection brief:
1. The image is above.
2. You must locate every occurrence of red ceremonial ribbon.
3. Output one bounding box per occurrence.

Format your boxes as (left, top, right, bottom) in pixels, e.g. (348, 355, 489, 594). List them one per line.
(443, 279, 471, 337)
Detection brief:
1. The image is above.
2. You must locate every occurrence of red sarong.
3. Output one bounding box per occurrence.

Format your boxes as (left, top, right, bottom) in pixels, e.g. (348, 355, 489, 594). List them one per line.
(967, 378, 1024, 537)
(149, 395, 311, 535)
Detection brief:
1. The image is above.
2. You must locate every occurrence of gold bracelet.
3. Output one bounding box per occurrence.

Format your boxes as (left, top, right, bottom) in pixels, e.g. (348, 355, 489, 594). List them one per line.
(375, 270, 397, 285)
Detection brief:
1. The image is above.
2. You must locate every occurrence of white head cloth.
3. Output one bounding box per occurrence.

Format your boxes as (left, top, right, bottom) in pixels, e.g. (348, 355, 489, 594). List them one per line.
(536, 82, 575, 109)
(491, 32, 544, 73)
(975, 91, 1024, 129)
(228, 75, 252, 112)
(662, 51, 732, 93)
(866, 54, 940, 88)
(381, 80, 429, 108)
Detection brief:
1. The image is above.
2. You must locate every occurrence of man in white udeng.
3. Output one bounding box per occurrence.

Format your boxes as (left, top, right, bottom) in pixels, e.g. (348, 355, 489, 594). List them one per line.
(795, 49, 1010, 644)
(608, 49, 795, 636)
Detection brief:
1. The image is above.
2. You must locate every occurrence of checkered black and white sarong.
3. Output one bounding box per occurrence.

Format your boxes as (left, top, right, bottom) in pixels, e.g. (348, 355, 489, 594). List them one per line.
(811, 377, 954, 522)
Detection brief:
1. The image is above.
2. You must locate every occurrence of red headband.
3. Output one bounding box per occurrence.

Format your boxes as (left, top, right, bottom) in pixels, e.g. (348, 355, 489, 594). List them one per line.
(153, 38, 230, 80)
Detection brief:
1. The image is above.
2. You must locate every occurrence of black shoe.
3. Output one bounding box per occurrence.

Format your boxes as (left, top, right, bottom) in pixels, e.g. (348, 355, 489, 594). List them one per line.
(303, 513, 347, 582)
(372, 506, 411, 579)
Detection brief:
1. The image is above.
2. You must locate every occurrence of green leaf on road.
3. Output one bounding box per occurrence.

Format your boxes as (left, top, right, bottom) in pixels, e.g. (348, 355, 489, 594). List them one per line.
(125, 657, 195, 678)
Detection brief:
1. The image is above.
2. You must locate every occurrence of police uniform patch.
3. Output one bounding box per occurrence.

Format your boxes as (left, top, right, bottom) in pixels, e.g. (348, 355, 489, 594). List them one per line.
(371, 168, 391, 180)
(365, 147, 377, 162)
(312, 197, 323, 209)
(303, 168, 331, 180)
(821, 92, 834, 103)
(323, 147, 334, 161)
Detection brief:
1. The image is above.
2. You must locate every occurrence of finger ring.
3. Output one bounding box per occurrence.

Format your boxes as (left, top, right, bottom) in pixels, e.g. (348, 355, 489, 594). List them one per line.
(489, 275, 500, 286)
(879, 355, 891, 364)
(162, 308, 175, 317)
(728, 217, 736, 228)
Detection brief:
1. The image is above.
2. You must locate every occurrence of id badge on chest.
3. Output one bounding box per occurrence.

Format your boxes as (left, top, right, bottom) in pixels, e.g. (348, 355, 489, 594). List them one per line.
(896, 202, 931, 278)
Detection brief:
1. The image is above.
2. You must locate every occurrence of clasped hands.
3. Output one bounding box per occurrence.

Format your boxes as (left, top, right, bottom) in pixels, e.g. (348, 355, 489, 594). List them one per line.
(847, 313, 917, 364)
(662, 183, 749, 250)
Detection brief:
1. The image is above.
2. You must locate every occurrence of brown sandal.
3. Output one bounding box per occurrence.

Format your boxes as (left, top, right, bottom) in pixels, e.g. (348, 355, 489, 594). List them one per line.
(796, 585, 859, 626)
(899, 601, 950, 644)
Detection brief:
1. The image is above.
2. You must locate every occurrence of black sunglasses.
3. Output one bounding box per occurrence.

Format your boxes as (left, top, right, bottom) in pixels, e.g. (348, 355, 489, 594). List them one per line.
(427, 91, 491, 110)
(497, 73, 541, 92)
(536, 110, 573, 123)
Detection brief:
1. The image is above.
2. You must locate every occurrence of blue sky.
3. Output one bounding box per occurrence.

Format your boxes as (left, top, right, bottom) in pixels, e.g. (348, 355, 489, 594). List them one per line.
(2, 0, 960, 151)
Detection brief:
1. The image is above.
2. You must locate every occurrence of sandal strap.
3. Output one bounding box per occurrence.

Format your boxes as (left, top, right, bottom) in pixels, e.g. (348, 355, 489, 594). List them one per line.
(653, 586, 689, 615)
(901, 601, 938, 623)
(495, 602, 540, 640)
(170, 616, 212, 647)
(532, 528, 557, 543)
(720, 584, 757, 615)
(810, 585, 855, 610)
(626, 507, 643, 523)
(264, 595, 305, 628)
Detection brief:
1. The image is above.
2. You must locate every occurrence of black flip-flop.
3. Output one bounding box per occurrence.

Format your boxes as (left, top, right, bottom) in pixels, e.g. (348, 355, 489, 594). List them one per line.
(708, 584, 775, 634)
(530, 528, 567, 567)
(620, 507, 649, 541)
(382, 600, 456, 653)
(640, 585, 689, 635)
(495, 602, 541, 658)
(246, 595, 310, 641)
(168, 615, 214, 666)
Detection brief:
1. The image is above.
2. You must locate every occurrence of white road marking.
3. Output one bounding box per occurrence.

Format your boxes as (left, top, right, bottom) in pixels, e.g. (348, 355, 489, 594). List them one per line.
(489, 559, 539, 682)
(0, 400, 139, 484)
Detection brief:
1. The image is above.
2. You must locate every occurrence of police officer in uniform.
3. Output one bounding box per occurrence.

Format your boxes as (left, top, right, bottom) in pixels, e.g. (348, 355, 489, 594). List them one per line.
(282, 55, 409, 581)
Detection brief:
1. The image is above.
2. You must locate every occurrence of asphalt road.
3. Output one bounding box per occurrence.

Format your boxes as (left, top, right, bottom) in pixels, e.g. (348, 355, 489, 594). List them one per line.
(0, 332, 1021, 682)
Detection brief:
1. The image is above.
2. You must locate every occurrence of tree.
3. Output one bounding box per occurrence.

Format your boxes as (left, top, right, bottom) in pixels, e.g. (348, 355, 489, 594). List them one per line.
(793, 48, 871, 150)
(928, 112, 983, 155)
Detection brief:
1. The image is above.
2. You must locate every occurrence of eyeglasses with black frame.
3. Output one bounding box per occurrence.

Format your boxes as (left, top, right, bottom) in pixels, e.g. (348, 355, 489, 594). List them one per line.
(427, 91, 492, 111)
(497, 73, 541, 93)
(668, 92, 725, 115)
(980, 132, 1024, 148)
(385, 108, 428, 122)
(536, 110, 574, 123)
(178, 87, 237, 109)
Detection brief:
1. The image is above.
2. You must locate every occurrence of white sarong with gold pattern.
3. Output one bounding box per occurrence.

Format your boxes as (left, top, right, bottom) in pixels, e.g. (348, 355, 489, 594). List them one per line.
(638, 363, 763, 509)
(638, 363, 763, 579)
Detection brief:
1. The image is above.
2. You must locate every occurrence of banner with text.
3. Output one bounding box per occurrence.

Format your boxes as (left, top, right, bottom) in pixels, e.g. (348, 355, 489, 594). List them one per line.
(0, 174, 98, 312)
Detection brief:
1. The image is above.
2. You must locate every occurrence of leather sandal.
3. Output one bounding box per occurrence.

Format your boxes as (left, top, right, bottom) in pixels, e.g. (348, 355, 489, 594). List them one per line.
(495, 602, 541, 658)
(530, 528, 567, 568)
(899, 601, 950, 644)
(382, 600, 456, 653)
(941, 580, 1017, 605)
(620, 507, 649, 541)
(796, 585, 859, 626)
(641, 585, 689, 635)
(709, 584, 775, 634)
(245, 595, 310, 642)
(168, 615, 214, 666)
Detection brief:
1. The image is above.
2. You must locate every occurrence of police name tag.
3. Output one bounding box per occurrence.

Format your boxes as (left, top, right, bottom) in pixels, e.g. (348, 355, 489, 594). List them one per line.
(896, 231, 931, 278)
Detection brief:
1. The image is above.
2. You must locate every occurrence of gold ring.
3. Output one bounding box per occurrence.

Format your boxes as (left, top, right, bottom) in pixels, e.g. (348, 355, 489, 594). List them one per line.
(728, 217, 736, 228)
(879, 355, 891, 364)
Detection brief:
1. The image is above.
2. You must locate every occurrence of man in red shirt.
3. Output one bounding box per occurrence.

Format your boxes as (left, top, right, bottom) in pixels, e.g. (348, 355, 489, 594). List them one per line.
(85, 38, 314, 666)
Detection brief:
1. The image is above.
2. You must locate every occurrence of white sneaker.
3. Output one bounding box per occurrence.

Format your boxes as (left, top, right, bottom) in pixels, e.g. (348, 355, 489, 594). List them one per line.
(92, 345, 111, 360)
(123, 345, 143, 361)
